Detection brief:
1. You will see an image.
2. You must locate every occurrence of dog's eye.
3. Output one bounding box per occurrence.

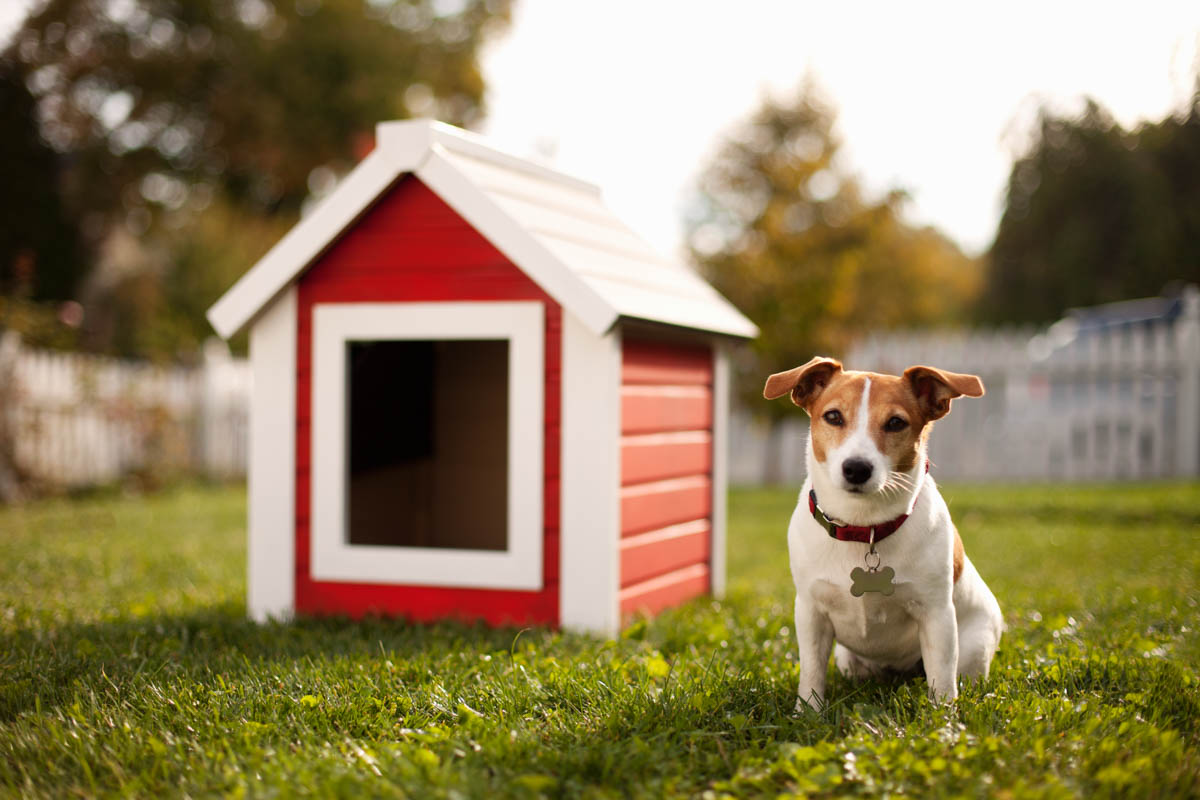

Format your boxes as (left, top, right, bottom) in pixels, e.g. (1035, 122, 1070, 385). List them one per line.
(884, 416, 908, 432)
(822, 409, 844, 426)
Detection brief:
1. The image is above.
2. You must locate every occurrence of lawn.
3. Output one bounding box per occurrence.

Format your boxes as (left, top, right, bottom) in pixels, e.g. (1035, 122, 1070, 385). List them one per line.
(1, 482, 1198, 798)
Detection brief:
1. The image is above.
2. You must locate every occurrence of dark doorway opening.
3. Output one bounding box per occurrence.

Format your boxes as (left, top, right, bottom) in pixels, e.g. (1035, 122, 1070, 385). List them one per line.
(346, 339, 509, 551)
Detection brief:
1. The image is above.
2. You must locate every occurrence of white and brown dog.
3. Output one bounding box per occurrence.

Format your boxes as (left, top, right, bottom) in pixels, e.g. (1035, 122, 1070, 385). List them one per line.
(764, 357, 1003, 709)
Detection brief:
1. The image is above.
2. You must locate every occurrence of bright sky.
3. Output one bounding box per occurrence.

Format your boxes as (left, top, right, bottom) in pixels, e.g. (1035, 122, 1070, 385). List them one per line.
(481, 0, 1200, 257)
(3, 1, 1198, 257)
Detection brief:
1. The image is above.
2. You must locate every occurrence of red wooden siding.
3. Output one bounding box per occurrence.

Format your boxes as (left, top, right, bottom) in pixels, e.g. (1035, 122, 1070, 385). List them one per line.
(294, 175, 561, 626)
(619, 338, 714, 618)
(621, 431, 712, 485)
(621, 387, 713, 434)
(620, 476, 712, 536)
(619, 519, 711, 586)
(619, 564, 711, 618)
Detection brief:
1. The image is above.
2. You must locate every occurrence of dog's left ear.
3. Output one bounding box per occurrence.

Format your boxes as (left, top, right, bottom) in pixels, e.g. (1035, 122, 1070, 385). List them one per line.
(904, 366, 984, 421)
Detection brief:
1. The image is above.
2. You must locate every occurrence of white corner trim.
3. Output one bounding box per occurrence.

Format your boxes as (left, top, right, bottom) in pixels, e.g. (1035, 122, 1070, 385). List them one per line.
(309, 301, 544, 590)
(559, 311, 622, 635)
(247, 285, 297, 622)
(416, 147, 619, 337)
(710, 343, 730, 599)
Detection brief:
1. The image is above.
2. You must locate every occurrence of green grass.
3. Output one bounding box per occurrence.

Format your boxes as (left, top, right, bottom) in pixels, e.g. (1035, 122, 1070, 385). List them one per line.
(0, 483, 1198, 798)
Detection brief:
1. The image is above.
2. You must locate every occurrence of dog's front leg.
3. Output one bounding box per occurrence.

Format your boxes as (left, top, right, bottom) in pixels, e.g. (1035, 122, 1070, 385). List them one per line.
(917, 603, 959, 703)
(793, 594, 834, 711)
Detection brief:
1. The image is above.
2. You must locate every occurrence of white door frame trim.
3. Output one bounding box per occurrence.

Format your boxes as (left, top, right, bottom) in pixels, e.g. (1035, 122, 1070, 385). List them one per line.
(309, 301, 545, 590)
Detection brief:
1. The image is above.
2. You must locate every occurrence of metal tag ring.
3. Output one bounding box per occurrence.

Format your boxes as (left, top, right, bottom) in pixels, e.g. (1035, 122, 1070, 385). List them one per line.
(864, 550, 882, 571)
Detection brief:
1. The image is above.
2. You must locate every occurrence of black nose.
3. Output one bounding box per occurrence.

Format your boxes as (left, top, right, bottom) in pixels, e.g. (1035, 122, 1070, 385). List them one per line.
(842, 458, 873, 485)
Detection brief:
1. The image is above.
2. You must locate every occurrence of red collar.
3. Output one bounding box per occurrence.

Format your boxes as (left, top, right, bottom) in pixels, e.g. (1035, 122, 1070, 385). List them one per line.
(808, 462, 929, 544)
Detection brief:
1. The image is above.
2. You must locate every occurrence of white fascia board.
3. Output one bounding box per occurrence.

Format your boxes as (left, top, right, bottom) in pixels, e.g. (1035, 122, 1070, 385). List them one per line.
(416, 146, 619, 337)
(206, 140, 427, 340)
(584, 274, 758, 340)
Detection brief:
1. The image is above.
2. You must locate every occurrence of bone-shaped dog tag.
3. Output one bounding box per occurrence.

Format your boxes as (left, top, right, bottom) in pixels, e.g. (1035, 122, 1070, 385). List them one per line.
(850, 566, 895, 597)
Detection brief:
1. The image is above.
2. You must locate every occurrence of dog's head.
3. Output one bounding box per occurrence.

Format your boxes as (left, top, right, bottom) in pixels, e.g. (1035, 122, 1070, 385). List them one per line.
(764, 357, 983, 503)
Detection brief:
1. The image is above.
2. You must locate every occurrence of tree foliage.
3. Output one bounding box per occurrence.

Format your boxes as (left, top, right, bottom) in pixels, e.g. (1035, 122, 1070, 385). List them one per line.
(2, 0, 511, 355)
(0, 63, 84, 302)
(983, 93, 1200, 323)
(687, 84, 980, 418)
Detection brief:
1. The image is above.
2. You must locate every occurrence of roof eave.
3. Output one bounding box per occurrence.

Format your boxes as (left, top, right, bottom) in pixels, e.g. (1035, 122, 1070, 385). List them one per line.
(617, 314, 758, 341)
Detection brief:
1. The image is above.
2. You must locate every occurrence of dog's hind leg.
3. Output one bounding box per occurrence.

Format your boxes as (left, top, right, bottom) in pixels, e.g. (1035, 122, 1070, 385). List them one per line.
(953, 558, 1004, 682)
(956, 610, 1001, 680)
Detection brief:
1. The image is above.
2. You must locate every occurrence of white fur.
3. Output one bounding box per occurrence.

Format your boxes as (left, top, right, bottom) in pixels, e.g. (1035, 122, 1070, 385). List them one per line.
(789, 384, 1003, 709)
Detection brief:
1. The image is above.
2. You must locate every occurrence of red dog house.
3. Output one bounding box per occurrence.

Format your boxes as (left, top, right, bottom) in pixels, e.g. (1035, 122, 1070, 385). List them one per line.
(207, 120, 756, 635)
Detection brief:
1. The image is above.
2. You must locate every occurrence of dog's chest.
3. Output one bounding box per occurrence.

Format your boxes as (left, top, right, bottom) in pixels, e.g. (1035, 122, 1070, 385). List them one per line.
(811, 579, 922, 659)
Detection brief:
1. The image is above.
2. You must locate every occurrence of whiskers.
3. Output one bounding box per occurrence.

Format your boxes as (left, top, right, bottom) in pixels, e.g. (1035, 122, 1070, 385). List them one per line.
(879, 469, 916, 500)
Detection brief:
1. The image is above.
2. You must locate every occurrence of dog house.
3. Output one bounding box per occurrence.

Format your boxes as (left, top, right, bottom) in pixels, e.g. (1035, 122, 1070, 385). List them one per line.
(207, 120, 756, 635)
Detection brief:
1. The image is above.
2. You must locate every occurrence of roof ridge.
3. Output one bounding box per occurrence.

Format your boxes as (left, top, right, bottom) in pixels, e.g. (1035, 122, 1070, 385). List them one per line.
(377, 119, 602, 197)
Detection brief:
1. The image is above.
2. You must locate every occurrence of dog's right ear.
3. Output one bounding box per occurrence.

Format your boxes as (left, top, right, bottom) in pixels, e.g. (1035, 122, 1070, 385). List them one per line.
(763, 357, 842, 410)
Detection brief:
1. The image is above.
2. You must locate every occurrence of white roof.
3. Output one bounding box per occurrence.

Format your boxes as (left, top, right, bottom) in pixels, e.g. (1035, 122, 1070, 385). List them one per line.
(206, 120, 757, 340)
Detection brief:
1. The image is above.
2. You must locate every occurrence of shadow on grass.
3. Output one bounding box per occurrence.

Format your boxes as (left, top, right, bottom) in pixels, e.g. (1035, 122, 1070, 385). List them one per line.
(0, 606, 545, 721)
(0, 602, 935, 736)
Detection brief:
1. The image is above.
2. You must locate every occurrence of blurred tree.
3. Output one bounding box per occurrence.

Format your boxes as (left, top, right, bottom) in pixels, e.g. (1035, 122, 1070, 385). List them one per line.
(687, 83, 980, 478)
(983, 93, 1200, 323)
(0, 63, 84, 303)
(2, 0, 511, 356)
(83, 201, 287, 361)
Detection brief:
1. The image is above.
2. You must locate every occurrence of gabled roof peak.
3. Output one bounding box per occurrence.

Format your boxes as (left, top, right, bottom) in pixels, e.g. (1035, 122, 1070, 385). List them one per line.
(206, 120, 757, 342)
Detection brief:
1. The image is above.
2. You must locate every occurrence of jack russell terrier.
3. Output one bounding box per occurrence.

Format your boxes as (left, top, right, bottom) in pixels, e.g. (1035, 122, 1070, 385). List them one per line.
(764, 357, 1003, 709)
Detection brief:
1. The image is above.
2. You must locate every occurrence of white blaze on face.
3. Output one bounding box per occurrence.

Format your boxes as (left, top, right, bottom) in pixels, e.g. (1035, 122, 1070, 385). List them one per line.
(827, 377, 888, 493)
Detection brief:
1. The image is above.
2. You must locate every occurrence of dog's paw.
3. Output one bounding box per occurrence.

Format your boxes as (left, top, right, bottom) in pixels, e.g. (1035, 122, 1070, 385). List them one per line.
(793, 692, 824, 715)
(927, 682, 959, 705)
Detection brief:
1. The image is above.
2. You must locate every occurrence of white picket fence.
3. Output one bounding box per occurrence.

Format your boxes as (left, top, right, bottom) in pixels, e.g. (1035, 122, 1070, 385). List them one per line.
(6, 287, 1198, 493)
(0, 334, 250, 496)
(730, 288, 1200, 484)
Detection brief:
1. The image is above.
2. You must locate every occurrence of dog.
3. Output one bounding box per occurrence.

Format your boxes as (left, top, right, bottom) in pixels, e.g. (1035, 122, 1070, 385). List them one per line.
(764, 357, 1003, 709)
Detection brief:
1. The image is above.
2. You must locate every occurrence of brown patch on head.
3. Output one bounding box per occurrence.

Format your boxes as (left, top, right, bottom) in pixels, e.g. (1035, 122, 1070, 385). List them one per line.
(953, 529, 965, 583)
(859, 373, 928, 473)
(805, 373, 870, 464)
